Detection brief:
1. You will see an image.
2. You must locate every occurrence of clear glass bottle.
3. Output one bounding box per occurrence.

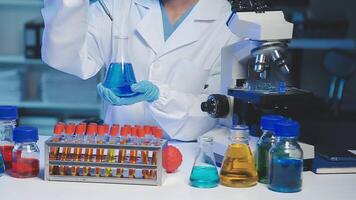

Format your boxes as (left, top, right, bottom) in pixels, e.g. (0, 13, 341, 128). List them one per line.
(11, 126, 40, 178)
(256, 115, 284, 184)
(0, 106, 18, 170)
(103, 36, 138, 97)
(220, 125, 258, 188)
(268, 120, 303, 193)
(190, 136, 219, 188)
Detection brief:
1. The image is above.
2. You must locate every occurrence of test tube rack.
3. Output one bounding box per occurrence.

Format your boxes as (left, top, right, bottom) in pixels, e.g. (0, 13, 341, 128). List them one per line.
(44, 136, 167, 186)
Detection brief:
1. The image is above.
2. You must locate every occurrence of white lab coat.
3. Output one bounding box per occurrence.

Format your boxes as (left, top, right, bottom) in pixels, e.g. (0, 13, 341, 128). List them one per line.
(41, 0, 238, 141)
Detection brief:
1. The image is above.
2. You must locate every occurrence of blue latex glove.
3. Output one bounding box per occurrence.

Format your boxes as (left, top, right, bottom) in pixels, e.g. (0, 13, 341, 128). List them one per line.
(97, 81, 159, 106)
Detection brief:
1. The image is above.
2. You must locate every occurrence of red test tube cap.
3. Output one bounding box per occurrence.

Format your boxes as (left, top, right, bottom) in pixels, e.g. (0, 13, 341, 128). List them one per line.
(65, 123, 76, 135)
(87, 123, 97, 136)
(137, 128, 145, 138)
(110, 124, 120, 137)
(53, 123, 64, 135)
(131, 127, 138, 137)
(103, 124, 110, 133)
(75, 123, 87, 135)
(121, 126, 129, 137)
(153, 127, 163, 139)
(97, 125, 106, 136)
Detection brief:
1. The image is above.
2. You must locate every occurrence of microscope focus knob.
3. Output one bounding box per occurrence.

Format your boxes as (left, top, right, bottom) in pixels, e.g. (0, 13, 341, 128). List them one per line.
(201, 94, 230, 118)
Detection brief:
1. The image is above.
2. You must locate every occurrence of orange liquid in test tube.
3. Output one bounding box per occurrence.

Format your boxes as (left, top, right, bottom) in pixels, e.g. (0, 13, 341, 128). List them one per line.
(49, 122, 64, 175)
(117, 126, 129, 177)
(150, 127, 163, 179)
(71, 123, 86, 176)
(94, 124, 107, 176)
(83, 123, 97, 176)
(59, 123, 76, 175)
(105, 124, 119, 177)
(128, 127, 138, 178)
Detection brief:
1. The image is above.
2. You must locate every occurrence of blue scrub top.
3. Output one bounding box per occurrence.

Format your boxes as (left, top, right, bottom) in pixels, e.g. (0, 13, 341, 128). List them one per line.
(160, 1, 195, 41)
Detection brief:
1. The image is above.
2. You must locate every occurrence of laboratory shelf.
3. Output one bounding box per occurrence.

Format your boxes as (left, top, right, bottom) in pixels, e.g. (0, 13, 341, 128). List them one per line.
(0, 54, 46, 66)
(0, 0, 43, 7)
(0, 101, 101, 111)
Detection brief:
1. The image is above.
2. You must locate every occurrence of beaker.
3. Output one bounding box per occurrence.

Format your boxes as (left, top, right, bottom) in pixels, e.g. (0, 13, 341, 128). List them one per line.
(103, 36, 138, 97)
(189, 136, 219, 188)
(220, 125, 258, 188)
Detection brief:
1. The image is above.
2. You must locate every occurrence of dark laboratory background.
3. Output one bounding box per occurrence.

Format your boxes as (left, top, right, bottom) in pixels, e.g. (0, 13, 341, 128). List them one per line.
(0, 0, 355, 148)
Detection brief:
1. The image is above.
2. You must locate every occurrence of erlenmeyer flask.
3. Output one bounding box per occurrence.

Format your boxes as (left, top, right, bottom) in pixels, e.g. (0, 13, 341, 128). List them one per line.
(103, 36, 138, 97)
(189, 136, 219, 188)
(220, 125, 258, 188)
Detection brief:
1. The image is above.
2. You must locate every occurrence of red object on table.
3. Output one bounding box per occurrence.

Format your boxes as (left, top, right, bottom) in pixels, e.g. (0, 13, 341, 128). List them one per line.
(162, 145, 183, 173)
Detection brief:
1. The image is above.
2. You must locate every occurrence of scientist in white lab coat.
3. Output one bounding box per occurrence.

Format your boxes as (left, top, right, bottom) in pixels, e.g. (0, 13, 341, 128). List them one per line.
(41, 0, 237, 141)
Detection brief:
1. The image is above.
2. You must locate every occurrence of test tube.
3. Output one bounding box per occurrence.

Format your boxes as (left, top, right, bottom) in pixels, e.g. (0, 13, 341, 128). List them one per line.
(71, 123, 86, 176)
(138, 127, 150, 179)
(117, 126, 129, 177)
(83, 123, 97, 176)
(150, 127, 163, 179)
(59, 123, 76, 175)
(49, 122, 65, 175)
(104, 124, 120, 177)
(128, 127, 138, 178)
(94, 124, 107, 176)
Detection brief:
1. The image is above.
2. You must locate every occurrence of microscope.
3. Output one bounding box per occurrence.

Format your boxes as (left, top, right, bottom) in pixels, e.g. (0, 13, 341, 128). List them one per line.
(201, 0, 314, 164)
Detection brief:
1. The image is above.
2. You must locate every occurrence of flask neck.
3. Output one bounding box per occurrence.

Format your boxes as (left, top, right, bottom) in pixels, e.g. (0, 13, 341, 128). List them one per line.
(275, 136, 298, 146)
(118, 37, 131, 64)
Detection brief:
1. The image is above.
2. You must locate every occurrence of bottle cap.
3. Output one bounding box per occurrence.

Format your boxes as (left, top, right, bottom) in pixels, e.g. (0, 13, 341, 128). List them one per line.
(87, 123, 97, 136)
(97, 125, 106, 136)
(261, 115, 285, 131)
(131, 127, 138, 137)
(13, 126, 39, 143)
(153, 127, 163, 139)
(65, 123, 76, 135)
(121, 126, 129, 137)
(274, 120, 300, 137)
(76, 123, 86, 135)
(0, 106, 18, 120)
(110, 124, 120, 137)
(137, 128, 145, 138)
(103, 124, 110, 134)
(53, 122, 65, 135)
(144, 126, 152, 134)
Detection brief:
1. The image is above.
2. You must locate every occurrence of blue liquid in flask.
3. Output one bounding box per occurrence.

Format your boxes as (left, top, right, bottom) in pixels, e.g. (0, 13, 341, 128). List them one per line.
(190, 166, 219, 188)
(268, 158, 303, 193)
(103, 62, 138, 97)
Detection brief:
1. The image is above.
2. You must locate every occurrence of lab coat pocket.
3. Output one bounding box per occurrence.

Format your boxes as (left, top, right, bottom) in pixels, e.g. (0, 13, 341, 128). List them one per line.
(169, 59, 209, 94)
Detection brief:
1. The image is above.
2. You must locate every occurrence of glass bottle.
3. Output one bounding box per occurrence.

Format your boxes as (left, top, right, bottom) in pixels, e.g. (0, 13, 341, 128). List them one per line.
(220, 125, 258, 188)
(0, 106, 18, 170)
(256, 115, 284, 184)
(0, 151, 5, 176)
(268, 120, 303, 193)
(189, 136, 219, 188)
(103, 36, 138, 97)
(12, 126, 40, 178)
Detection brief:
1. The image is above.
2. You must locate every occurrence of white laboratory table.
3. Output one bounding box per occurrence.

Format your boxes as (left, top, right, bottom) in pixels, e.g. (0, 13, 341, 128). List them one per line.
(1, 136, 356, 200)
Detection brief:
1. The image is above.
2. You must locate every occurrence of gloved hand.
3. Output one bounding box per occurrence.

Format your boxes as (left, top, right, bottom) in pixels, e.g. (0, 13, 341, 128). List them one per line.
(97, 81, 159, 106)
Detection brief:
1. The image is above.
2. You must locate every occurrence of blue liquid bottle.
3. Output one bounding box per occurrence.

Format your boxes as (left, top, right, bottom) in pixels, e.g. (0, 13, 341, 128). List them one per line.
(268, 120, 303, 193)
(103, 36, 138, 97)
(256, 115, 284, 184)
(190, 136, 219, 188)
(0, 151, 5, 176)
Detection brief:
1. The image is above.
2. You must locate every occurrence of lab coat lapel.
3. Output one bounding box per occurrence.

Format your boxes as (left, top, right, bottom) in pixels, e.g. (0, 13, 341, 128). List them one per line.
(157, 0, 220, 58)
(135, 0, 164, 54)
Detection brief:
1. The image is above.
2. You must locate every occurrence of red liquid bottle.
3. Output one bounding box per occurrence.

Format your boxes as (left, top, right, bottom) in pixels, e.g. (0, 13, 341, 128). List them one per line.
(49, 122, 65, 175)
(12, 126, 40, 178)
(0, 106, 18, 171)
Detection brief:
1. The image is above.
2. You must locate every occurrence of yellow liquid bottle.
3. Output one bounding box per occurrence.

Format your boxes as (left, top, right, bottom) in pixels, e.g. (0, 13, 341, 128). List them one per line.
(220, 125, 258, 188)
